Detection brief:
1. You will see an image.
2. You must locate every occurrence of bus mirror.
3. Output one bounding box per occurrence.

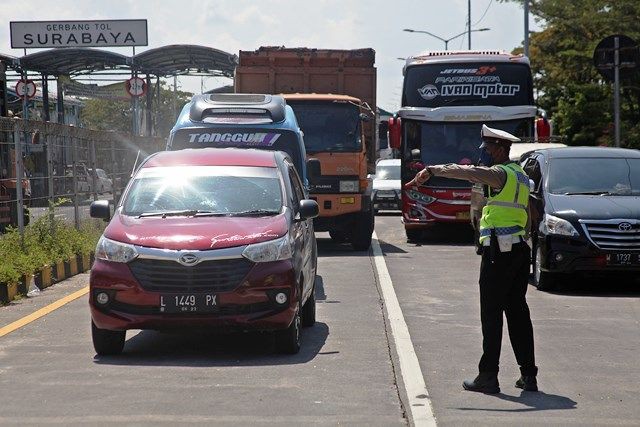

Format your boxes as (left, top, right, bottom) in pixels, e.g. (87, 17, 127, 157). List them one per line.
(359, 113, 371, 122)
(306, 158, 321, 180)
(388, 117, 401, 150)
(411, 149, 421, 161)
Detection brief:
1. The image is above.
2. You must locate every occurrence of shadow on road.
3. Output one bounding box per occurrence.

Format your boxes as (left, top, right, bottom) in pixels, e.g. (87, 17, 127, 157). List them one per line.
(534, 273, 640, 298)
(408, 223, 475, 247)
(316, 237, 371, 257)
(93, 321, 329, 367)
(455, 390, 577, 412)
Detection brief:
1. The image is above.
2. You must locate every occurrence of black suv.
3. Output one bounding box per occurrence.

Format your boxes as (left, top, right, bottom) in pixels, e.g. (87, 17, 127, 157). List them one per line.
(523, 147, 640, 290)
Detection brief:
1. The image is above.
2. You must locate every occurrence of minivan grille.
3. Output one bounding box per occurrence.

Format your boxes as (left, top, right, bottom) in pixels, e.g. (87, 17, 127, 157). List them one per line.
(581, 220, 640, 250)
(128, 258, 254, 293)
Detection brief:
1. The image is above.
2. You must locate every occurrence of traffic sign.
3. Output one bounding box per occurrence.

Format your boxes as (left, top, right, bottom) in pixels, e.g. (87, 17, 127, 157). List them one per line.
(15, 79, 37, 99)
(126, 76, 146, 97)
(593, 34, 639, 81)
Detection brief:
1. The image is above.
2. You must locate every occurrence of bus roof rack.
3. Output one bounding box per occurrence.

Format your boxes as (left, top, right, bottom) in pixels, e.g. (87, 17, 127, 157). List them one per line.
(188, 93, 287, 123)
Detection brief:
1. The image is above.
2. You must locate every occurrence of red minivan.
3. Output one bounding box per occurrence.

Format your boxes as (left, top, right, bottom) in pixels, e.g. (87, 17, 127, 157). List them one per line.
(89, 148, 319, 355)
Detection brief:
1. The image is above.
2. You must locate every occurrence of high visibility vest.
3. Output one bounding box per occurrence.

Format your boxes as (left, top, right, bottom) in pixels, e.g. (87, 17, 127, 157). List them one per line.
(479, 163, 529, 244)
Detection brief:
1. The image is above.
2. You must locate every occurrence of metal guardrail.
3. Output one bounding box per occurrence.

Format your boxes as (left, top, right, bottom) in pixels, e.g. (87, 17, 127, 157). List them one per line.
(0, 118, 166, 234)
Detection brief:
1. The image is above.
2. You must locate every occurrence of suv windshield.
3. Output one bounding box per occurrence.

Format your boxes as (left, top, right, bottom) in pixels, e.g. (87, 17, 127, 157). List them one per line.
(376, 165, 400, 180)
(548, 158, 640, 195)
(122, 166, 283, 216)
(288, 101, 361, 153)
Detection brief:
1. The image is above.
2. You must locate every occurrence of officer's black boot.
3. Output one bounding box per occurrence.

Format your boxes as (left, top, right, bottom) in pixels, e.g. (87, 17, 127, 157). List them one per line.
(515, 375, 538, 392)
(462, 372, 500, 394)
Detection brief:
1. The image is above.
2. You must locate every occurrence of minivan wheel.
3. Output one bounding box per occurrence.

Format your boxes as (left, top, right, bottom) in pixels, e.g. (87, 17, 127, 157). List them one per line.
(301, 285, 316, 328)
(533, 245, 556, 291)
(275, 303, 301, 354)
(91, 321, 125, 356)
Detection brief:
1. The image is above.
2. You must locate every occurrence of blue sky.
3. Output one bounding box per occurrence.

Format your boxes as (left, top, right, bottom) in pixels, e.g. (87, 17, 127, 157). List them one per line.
(2, 0, 539, 111)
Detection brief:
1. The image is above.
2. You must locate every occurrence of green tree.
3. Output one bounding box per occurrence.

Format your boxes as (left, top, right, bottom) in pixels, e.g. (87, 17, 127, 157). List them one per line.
(80, 82, 193, 137)
(501, 0, 640, 147)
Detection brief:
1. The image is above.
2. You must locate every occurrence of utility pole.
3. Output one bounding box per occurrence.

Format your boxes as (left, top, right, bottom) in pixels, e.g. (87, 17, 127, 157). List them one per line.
(614, 36, 621, 147)
(524, 0, 530, 57)
(468, 0, 471, 49)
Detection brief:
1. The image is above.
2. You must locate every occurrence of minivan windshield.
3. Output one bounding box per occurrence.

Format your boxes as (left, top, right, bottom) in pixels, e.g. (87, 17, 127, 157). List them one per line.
(122, 166, 283, 216)
(548, 158, 640, 195)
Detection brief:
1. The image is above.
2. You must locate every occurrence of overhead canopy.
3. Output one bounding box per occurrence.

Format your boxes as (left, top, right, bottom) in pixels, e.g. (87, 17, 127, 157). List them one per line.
(18, 48, 129, 76)
(133, 44, 237, 77)
(4, 44, 237, 78)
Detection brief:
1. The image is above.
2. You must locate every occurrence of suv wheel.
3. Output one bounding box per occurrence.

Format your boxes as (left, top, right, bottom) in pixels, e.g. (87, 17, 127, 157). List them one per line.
(275, 301, 301, 354)
(91, 321, 125, 355)
(533, 245, 556, 291)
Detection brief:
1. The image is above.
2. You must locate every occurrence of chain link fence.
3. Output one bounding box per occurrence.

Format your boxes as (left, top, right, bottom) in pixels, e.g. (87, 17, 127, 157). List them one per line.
(0, 117, 165, 234)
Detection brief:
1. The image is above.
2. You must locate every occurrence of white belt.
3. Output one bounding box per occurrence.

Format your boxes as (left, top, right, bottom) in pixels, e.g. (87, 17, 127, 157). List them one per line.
(482, 234, 525, 246)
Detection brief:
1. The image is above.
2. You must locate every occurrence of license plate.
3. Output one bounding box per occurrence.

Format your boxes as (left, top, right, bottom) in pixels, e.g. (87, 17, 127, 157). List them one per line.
(606, 253, 640, 266)
(456, 211, 470, 220)
(159, 294, 218, 313)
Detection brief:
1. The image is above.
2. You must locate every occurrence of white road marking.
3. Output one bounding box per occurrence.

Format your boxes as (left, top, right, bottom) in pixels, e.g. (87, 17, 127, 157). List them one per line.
(372, 231, 437, 427)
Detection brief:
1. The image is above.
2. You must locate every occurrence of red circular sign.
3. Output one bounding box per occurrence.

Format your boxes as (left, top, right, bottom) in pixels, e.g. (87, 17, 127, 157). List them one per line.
(15, 79, 37, 99)
(126, 77, 147, 97)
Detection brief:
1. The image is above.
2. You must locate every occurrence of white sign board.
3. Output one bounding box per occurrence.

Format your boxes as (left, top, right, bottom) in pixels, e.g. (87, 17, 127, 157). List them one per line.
(10, 20, 147, 48)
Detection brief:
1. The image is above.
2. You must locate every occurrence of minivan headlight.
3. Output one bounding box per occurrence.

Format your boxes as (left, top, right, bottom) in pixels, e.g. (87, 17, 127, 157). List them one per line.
(242, 234, 292, 263)
(95, 236, 138, 263)
(540, 214, 579, 237)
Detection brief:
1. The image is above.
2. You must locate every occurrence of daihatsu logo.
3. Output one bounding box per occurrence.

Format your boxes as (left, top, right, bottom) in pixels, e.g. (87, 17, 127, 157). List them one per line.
(618, 222, 632, 231)
(178, 253, 200, 266)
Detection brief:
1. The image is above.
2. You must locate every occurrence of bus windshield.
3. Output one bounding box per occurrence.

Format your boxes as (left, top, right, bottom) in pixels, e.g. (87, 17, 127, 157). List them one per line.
(403, 119, 533, 188)
(288, 102, 361, 153)
(403, 62, 533, 108)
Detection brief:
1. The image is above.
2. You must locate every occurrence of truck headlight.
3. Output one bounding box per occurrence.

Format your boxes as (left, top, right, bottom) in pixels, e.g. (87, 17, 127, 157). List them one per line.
(540, 214, 579, 237)
(339, 180, 359, 193)
(406, 189, 436, 205)
(95, 236, 138, 263)
(242, 234, 292, 263)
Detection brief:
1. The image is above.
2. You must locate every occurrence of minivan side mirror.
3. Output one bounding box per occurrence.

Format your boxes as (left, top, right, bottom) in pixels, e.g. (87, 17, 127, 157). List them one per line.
(306, 158, 321, 181)
(298, 199, 319, 220)
(90, 199, 111, 221)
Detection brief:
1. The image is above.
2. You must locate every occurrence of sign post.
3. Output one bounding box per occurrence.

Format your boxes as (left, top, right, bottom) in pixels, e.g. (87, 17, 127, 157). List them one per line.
(593, 34, 639, 147)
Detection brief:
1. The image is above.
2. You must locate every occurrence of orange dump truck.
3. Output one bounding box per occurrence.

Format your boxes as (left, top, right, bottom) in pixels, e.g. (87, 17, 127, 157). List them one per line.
(235, 47, 377, 250)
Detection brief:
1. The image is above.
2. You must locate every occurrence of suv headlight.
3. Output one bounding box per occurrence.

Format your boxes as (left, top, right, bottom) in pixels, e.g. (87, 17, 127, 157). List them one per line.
(95, 236, 138, 263)
(540, 214, 579, 237)
(242, 234, 292, 263)
(406, 189, 436, 204)
(339, 180, 359, 193)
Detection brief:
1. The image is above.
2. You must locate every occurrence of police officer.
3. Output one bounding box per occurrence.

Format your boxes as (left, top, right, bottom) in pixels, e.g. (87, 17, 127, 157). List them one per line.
(407, 124, 538, 394)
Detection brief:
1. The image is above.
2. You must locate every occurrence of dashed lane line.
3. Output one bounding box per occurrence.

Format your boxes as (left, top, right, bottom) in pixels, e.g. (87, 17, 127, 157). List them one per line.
(0, 286, 89, 338)
(372, 232, 437, 427)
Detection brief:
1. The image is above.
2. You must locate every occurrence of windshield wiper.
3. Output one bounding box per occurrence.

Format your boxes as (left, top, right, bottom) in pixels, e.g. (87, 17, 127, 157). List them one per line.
(562, 191, 614, 196)
(232, 209, 280, 217)
(137, 209, 220, 218)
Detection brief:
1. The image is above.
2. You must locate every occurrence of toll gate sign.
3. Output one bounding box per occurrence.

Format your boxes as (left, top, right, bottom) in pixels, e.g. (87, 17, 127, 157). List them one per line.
(10, 20, 148, 48)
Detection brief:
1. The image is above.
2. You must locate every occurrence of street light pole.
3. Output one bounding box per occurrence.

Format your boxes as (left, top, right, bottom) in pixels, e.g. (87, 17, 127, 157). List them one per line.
(403, 28, 490, 51)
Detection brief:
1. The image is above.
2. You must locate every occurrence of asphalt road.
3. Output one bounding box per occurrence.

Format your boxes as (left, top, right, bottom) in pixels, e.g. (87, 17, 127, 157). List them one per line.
(0, 211, 639, 426)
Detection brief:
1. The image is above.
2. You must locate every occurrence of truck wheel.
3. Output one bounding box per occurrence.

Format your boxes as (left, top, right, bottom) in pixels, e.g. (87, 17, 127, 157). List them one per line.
(329, 230, 348, 243)
(351, 210, 374, 251)
(91, 321, 125, 356)
(406, 228, 422, 242)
